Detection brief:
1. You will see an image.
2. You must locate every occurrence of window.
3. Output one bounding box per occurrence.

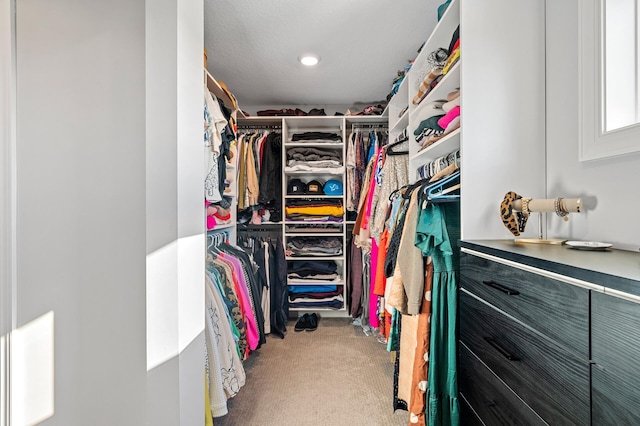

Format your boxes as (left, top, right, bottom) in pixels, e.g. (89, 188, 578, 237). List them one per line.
(579, 0, 640, 161)
(603, 0, 639, 131)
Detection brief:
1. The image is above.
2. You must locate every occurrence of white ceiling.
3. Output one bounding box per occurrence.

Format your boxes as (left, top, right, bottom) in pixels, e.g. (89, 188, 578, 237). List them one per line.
(204, 0, 442, 108)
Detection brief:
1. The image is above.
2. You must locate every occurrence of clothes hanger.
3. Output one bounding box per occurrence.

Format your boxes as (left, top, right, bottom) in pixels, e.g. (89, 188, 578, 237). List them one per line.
(423, 170, 460, 202)
(388, 185, 408, 201)
(385, 138, 409, 155)
(403, 178, 430, 198)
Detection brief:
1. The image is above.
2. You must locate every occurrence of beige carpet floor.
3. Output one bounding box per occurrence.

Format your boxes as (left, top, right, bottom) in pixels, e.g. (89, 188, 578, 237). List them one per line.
(214, 318, 408, 426)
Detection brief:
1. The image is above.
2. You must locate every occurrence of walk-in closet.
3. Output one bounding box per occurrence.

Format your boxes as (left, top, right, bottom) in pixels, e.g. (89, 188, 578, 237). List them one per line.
(4, 0, 640, 425)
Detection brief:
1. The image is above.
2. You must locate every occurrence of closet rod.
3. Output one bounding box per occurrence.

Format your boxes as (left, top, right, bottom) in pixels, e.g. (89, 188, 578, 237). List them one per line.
(238, 224, 282, 231)
(237, 125, 282, 130)
(351, 125, 388, 130)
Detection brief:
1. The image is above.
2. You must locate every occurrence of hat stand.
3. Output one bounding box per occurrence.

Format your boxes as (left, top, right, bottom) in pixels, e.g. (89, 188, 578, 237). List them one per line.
(512, 198, 582, 245)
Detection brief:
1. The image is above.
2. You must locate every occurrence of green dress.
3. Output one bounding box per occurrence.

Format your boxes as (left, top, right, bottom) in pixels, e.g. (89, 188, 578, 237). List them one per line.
(415, 202, 460, 426)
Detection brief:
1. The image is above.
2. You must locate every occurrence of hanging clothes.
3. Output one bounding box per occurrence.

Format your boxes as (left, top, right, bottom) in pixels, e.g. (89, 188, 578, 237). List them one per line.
(269, 238, 289, 338)
(370, 141, 409, 243)
(204, 89, 227, 203)
(258, 132, 283, 221)
(407, 260, 434, 426)
(415, 202, 460, 426)
(207, 252, 248, 359)
(237, 232, 289, 339)
(204, 271, 246, 418)
(236, 129, 283, 224)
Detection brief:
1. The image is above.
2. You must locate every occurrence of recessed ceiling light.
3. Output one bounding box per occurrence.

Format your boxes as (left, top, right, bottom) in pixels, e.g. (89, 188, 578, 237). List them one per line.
(299, 55, 320, 66)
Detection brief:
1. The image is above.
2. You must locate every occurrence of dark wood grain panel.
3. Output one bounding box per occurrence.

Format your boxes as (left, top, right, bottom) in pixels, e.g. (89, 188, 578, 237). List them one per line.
(591, 365, 640, 425)
(459, 291, 590, 425)
(460, 253, 589, 357)
(460, 394, 485, 426)
(591, 292, 640, 423)
(459, 344, 546, 425)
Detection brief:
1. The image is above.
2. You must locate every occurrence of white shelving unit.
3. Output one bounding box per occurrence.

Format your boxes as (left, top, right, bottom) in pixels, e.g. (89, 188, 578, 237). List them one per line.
(386, 0, 461, 182)
(282, 116, 348, 314)
(411, 128, 461, 165)
(205, 70, 239, 243)
(234, 114, 388, 316)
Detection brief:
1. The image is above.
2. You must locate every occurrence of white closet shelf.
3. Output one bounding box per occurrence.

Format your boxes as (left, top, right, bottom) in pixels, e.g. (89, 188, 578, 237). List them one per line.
(284, 170, 345, 175)
(388, 76, 409, 129)
(286, 256, 345, 261)
(409, 62, 460, 124)
(236, 116, 282, 126)
(285, 194, 344, 199)
(284, 142, 343, 147)
(411, 128, 461, 164)
(285, 233, 345, 237)
(390, 109, 410, 134)
(283, 116, 344, 131)
(287, 280, 345, 285)
(289, 306, 346, 312)
(344, 115, 388, 123)
(285, 221, 344, 225)
(207, 222, 235, 231)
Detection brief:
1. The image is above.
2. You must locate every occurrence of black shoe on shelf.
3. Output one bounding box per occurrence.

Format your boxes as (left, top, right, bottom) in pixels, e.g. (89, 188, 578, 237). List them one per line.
(306, 313, 318, 332)
(294, 314, 310, 332)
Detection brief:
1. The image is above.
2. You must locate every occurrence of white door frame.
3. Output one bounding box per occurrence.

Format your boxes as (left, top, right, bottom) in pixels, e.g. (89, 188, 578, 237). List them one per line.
(1, 0, 17, 425)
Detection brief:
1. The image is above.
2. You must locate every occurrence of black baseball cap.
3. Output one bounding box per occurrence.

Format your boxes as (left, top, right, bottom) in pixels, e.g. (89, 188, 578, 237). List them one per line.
(287, 179, 307, 194)
(306, 180, 324, 194)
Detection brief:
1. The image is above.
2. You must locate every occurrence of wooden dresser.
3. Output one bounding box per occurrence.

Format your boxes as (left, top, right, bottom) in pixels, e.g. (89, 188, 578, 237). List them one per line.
(458, 240, 640, 425)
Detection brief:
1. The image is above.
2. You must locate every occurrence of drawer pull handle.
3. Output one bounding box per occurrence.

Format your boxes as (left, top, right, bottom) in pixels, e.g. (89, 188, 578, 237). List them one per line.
(482, 280, 520, 295)
(484, 337, 520, 361)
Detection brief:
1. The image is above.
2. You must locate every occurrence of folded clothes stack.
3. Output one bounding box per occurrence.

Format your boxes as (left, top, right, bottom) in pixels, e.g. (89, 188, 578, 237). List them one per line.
(343, 104, 386, 116)
(205, 200, 232, 230)
(285, 146, 344, 174)
(412, 88, 460, 151)
(285, 223, 342, 233)
(288, 285, 343, 297)
(286, 236, 343, 256)
(287, 260, 340, 282)
(291, 131, 341, 142)
(288, 285, 344, 310)
(285, 199, 344, 222)
(255, 108, 328, 117)
(289, 298, 343, 310)
(387, 61, 413, 101)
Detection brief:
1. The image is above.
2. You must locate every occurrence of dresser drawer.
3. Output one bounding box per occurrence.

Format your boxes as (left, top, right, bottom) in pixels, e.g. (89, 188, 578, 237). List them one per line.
(460, 252, 589, 356)
(460, 290, 590, 425)
(591, 291, 640, 424)
(459, 394, 484, 426)
(459, 343, 545, 425)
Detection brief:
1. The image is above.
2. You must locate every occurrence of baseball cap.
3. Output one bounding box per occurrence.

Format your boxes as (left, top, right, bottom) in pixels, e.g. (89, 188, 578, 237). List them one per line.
(306, 180, 324, 194)
(287, 179, 307, 195)
(324, 180, 343, 196)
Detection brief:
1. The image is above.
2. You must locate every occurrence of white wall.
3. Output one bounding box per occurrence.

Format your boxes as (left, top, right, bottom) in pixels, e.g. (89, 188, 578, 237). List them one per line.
(460, 0, 547, 240)
(12, 0, 206, 423)
(546, 0, 640, 252)
(14, 1, 147, 424)
(146, 0, 204, 424)
(1, 1, 16, 424)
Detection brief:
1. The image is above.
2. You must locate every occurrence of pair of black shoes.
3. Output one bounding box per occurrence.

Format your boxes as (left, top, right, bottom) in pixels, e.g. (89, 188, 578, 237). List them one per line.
(294, 313, 318, 332)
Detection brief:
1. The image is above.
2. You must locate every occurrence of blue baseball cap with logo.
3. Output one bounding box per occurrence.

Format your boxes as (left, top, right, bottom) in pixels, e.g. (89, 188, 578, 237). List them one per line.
(324, 179, 343, 196)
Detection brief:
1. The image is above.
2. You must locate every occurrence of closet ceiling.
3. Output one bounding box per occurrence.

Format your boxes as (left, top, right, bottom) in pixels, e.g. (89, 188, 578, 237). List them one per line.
(204, 0, 441, 108)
